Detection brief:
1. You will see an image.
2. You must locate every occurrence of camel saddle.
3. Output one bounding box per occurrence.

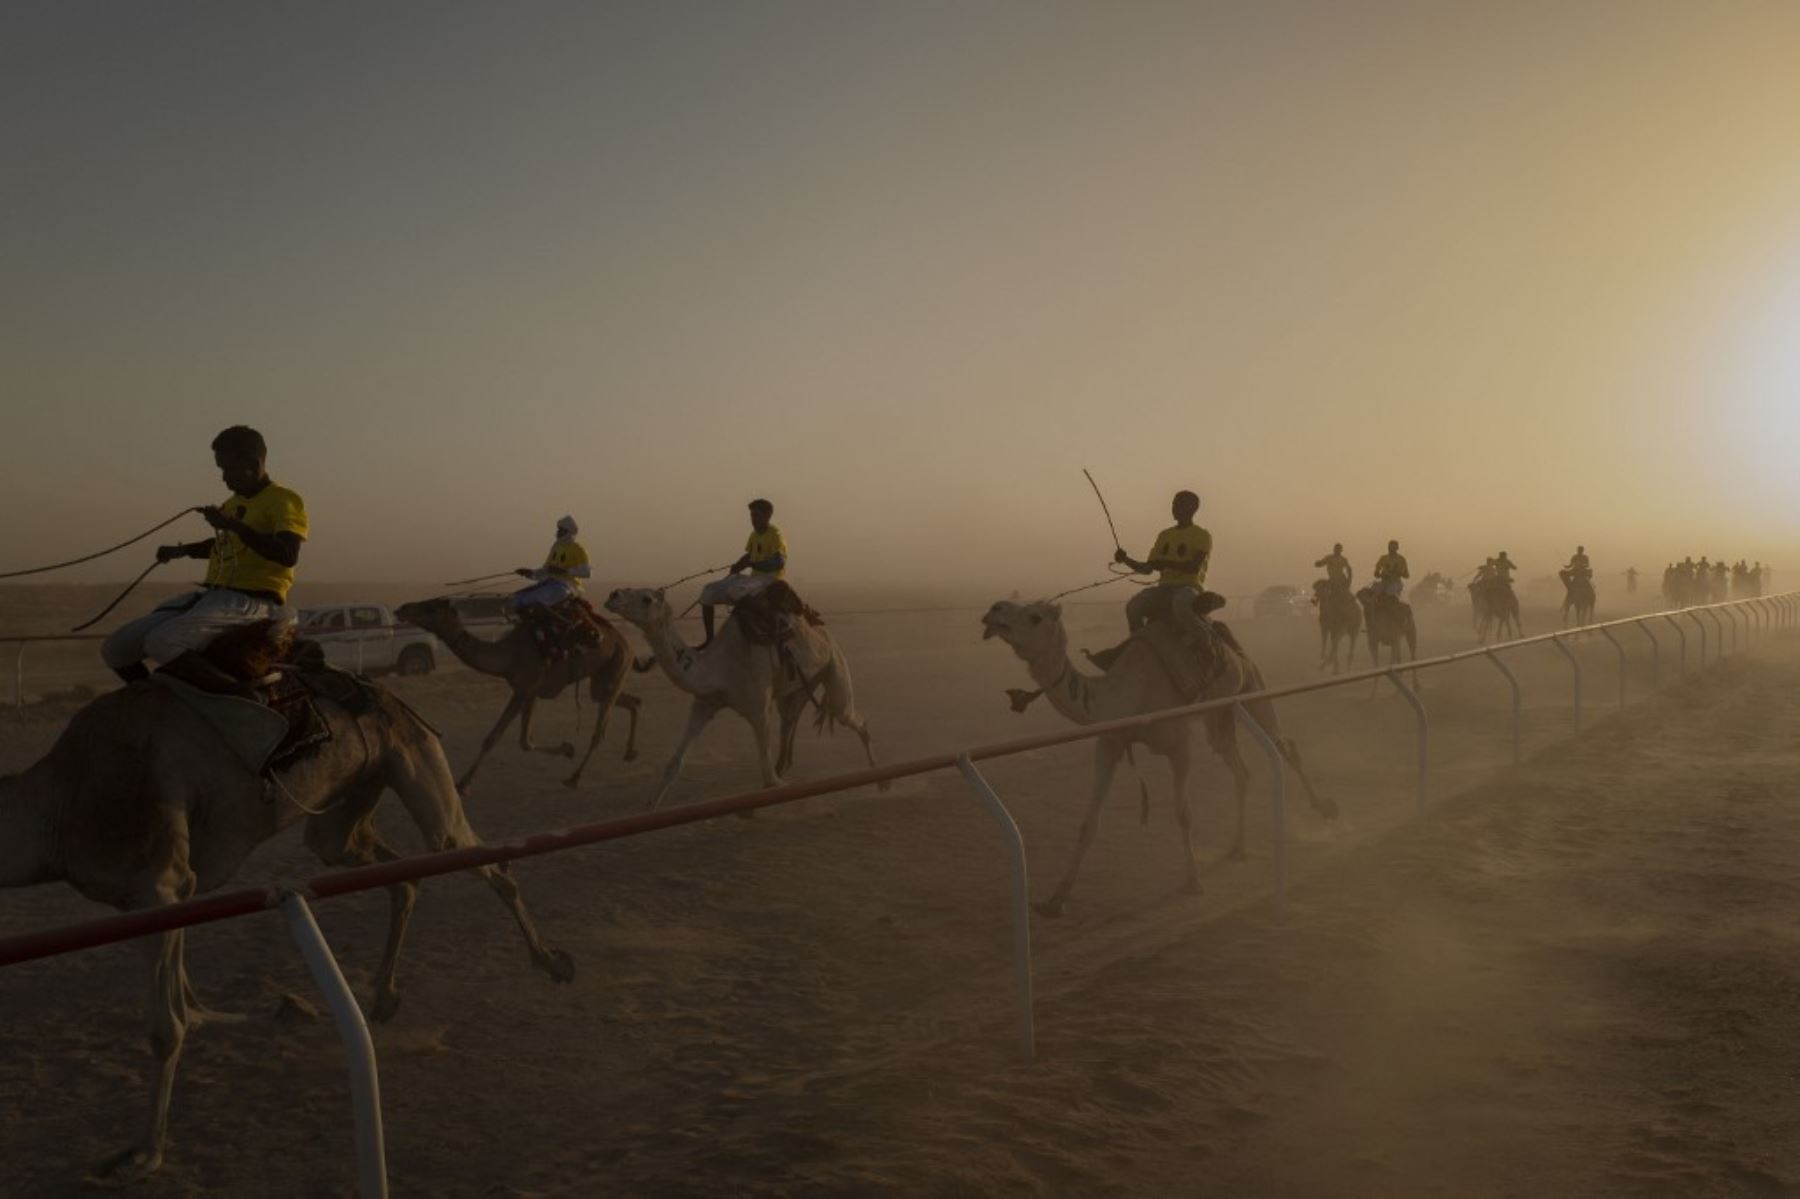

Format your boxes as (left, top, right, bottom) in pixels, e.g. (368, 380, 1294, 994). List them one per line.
(1083, 614, 1240, 703)
(152, 649, 379, 778)
(518, 597, 613, 667)
(731, 580, 826, 648)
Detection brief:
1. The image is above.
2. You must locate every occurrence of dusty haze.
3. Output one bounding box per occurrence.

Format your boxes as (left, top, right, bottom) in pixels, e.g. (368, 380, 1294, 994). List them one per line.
(4, 2, 1797, 599)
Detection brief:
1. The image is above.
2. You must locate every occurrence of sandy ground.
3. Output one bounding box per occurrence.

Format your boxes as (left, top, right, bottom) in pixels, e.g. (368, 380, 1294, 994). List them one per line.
(2, 596, 1795, 1196)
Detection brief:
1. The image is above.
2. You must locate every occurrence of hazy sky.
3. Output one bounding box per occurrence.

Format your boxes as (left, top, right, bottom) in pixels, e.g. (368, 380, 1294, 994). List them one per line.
(5, 1, 1798, 599)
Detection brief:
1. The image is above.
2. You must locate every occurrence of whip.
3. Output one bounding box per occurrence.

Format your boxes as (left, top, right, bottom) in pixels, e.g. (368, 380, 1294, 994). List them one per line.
(657, 562, 733, 592)
(0, 508, 202, 580)
(444, 570, 523, 587)
(1082, 468, 1124, 555)
(69, 560, 165, 632)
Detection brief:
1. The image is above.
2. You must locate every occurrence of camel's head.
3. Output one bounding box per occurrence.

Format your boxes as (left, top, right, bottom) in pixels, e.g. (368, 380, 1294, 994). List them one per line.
(604, 587, 671, 629)
(980, 600, 1066, 659)
(394, 597, 458, 633)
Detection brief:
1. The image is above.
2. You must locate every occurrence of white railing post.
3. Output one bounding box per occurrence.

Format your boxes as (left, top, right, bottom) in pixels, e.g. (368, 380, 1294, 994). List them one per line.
(1664, 614, 1688, 675)
(953, 755, 1036, 1061)
(281, 892, 389, 1198)
(1550, 635, 1582, 733)
(1385, 670, 1428, 816)
(1635, 620, 1660, 688)
(1231, 704, 1287, 899)
(1705, 609, 1727, 659)
(1686, 611, 1708, 668)
(1481, 649, 1522, 766)
(1597, 626, 1626, 709)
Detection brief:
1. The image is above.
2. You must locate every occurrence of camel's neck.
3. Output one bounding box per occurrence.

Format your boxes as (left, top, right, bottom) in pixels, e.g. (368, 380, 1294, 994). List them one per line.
(643, 620, 717, 696)
(0, 766, 59, 888)
(434, 620, 521, 677)
(1024, 643, 1110, 725)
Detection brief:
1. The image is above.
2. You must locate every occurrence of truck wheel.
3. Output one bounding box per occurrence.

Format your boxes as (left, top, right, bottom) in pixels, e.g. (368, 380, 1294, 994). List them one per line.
(396, 646, 434, 677)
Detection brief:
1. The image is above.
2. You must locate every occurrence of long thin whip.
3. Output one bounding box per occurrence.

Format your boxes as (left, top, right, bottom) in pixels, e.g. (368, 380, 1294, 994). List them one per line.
(0, 508, 201, 580)
(69, 560, 164, 632)
(1046, 566, 1148, 603)
(657, 563, 732, 592)
(1082, 468, 1124, 554)
(443, 570, 521, 587)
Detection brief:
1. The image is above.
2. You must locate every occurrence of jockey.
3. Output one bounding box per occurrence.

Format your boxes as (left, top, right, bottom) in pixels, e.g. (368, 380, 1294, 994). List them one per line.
(1373, 540, 1409, 604)
(102, 425, 307, 683)
(1564, 546, 1591, 580)
(1116, 490, 1212, 643)
(699, 498, 787, 649)
(1314, 543, 1353, 594)
(506, 515, 591, 614)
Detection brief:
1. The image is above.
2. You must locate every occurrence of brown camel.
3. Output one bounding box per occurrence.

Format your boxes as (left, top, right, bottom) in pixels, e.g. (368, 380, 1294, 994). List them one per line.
(1471, 579, 1522, 643)
(1356, 586, 1419, 668)
(394, 598, 643, 792)
(1312, 581, 1362, 674)
(1561, 571, 1596, 628)
(0, 675, 574, 1185)
(982, 601, 1334, 916)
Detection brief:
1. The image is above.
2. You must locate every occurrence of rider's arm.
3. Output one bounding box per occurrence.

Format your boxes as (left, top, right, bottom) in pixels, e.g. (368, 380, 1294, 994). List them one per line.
(746, 552, 785, 574)
(241, 529, 302, 568)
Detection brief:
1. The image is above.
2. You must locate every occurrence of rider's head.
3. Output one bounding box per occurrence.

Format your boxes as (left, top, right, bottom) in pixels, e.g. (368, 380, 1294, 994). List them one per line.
(1332, 542, 1343, 554)
(1387, 539, 1399, 552)
(1577, 545, 1585, 554)
(1171, 491, 1200, 522)
(555, 515, 578, 540)
(211, 426, 267, 495)
(748, 498, 774, 531)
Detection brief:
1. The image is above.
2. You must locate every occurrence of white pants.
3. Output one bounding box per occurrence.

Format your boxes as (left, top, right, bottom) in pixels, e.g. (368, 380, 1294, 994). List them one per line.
(1376, 578, 1405, 598)
(1127, 583, 1205, 640)
(102, 588, 294, 670)
(700, 574, 775, 607)
(506, 579, 574, 613)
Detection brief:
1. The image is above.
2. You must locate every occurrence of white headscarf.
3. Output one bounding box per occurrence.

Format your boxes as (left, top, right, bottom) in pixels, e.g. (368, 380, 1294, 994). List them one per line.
(556, 515, 579, 538)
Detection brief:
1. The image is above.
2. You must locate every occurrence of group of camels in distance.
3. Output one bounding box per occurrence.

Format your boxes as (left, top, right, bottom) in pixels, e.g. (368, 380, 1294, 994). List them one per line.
(0, 537, 1774, 1185)
(1311, 548, 1773, 675)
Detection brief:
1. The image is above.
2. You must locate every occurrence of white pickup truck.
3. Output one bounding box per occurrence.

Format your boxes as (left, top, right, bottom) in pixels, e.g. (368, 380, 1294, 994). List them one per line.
(296, 596, 512, 676)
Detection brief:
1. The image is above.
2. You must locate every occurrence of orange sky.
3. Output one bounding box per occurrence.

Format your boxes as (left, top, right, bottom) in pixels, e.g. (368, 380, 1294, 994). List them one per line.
(4, 2, 1797, 601)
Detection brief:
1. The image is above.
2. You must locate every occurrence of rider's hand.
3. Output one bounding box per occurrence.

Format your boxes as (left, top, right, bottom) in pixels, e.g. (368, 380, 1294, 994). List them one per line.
(514, 568, 535, 578)
(154, 544, 182, 564)
(199, 505, 230, 531)
(1113, 548, 1129, 565)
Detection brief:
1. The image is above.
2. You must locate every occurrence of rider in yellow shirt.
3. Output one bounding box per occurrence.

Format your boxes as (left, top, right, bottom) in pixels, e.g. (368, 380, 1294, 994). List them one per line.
(700, 498, 787, 649)
(1115, 490, 1212, 642)
(102, 426, 308, 682)
(1373, 541, 1409, 609)
(508, 515, 592, 612)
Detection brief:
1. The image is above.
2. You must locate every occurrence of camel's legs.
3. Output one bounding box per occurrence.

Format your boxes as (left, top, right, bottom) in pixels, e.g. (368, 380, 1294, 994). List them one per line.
(382, 729, 575, 984)
(1037, 737, 1124, 917)
(473, 862, 576, 983)
(1166, 739, 1199, 891)
(651, 698, 723, 810)
(1218, 741, 1253, 861)
(459, 690, 529, 790)
(615, 692, 641, 762)
(749, 697, 783, 788)
(775, 692, 807, 777)
(566, 666, 631, 788)
(91, 914, 188, 1183)
(516, 695, 576, 759)
(306, 799, 416, 1022)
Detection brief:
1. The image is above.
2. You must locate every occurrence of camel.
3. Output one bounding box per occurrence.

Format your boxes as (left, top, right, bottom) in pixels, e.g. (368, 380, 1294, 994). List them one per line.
(394, 598, 642, 792)
(603, 587, 879, 809)
(1470, 579, 1522, 643)
(1561, 571, 1596, 628)
(981, 600, 1335, 916)
(0, 674, 573, 1185)
(1312, 581, 1361, 674)
(1357, 586, 1419, 668)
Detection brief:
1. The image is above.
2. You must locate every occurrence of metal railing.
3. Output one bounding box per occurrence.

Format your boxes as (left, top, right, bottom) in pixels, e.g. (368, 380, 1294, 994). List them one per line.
(0, 592, 1793, 1196)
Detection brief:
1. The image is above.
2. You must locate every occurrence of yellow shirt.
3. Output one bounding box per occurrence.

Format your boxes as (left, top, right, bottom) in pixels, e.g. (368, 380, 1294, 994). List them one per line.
(1316, 552, 1350, 583)
(746, 525, 787, 578)
(543, 539, 590, 590)
(203, 482, 308, 602)
(1375, 553, 1409, 581)
(1150, 524, 1211, 587)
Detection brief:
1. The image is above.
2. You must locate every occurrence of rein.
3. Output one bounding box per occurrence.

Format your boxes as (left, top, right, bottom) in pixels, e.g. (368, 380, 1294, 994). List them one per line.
(0, 508, 201, 580)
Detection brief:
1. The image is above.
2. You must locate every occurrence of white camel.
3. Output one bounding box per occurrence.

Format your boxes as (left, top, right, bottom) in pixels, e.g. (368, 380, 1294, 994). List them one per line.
(982, 600, 1335, 916)
(603, 587, 880, 809)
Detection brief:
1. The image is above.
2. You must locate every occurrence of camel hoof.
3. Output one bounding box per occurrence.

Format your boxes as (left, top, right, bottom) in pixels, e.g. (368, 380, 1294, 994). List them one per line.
(1315, 797, 1340, 820)
(1032, 899, 1065, 918)
(559, 743, 576, 758)
(623, 749, 639, 762)
(369, 990, 402, 1024)
(542, 948, 576, 984)
(562, 775, 581, 790)
(87, 1144, 164, 1186)
(876, 779, 893, 793)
